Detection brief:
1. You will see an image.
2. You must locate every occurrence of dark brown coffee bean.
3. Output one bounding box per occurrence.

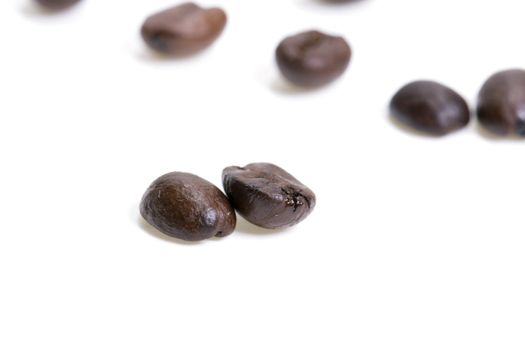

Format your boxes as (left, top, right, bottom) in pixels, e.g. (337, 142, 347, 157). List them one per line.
(140, 172, 236, 241)
(276, 30, 351, 88)
(141, 3, 227, 57)
(222, 163, 316, 229)
(390, 80, 470, 136)
(35, 0, 81, 10)
(477, 69, 525, 136)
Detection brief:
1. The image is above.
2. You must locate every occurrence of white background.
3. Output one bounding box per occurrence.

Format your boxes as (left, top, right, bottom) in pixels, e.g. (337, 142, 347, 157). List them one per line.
(1, 0, 524, 349)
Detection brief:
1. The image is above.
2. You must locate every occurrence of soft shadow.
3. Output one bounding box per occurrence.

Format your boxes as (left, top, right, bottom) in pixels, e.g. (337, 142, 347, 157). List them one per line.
(20, 1, 81, 17)
(301, 0, 370, 9)
(319, 0, 368, 5)
(235, 217, 291, 236)
(388, 113, 446, 139)
(137, 215, 203, 246)
(134, 46, 211, 63)
(476, 123, 525, 142)
(386, 104, 472, 139)
(270, 77, 326, 96)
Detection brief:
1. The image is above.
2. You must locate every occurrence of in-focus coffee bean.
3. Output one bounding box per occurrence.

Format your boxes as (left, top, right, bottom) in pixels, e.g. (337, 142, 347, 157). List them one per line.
(140, 172, 236, 241)
(390, 80, 470, 136)
(141, 2, 227, 57)
(276, 30, 351, 88)
(477, 69, 525, 136)
(35, 0, 81, 10)
(222, 163, 316, 229)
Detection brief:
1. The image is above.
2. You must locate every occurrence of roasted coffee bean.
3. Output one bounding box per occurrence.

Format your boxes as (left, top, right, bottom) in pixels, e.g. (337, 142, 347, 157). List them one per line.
(222, 163, 316, 229)
(141, 2, 227, 56)
(140, 172, 236, 242)
(35, 0, 81, 10)
(390, 80, 470, 136)
(477, 69, 525, 136)
(276, 30, 351, 88)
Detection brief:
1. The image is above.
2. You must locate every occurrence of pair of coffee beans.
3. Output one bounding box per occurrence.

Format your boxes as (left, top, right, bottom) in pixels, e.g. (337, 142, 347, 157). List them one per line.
(140, 163, 316, 242)
(141, 3, 351, 88)
(37, 0, 353, 88)
(390, 69, 525, 137)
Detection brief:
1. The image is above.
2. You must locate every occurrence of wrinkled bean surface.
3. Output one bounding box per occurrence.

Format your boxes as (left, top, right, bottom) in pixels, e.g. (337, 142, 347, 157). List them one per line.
(477, 69, 525, 136)
(390, 80, 470, 136)
(222, 163, 316, 229)
(276, 30, 351, 88)
(141, 2, 227, 56)
(140, 172, 236, 241)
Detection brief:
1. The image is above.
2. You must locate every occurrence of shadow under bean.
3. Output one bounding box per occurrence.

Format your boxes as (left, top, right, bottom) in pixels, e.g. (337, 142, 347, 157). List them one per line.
(20, 1, 81, 16)
(387, 104, 472, 139)
(270, 77, 328, 95)
(301, 0, 371, 9)
(234, 217, 292, 236)
(135, 46, 217, 64)
(476, 123, 525, 142)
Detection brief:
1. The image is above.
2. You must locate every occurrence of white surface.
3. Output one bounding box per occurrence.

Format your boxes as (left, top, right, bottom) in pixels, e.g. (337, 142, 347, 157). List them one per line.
(1, 0, 524, 349)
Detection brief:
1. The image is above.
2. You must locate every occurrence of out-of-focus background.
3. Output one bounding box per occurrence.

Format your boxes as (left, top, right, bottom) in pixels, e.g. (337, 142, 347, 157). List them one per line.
(1, 0, 524, 349)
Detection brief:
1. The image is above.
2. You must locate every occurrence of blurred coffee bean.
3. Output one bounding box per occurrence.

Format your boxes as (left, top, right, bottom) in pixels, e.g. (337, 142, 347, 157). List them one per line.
(140, 172, 236, 241)
(222, 163, 316, 229)
(390, 80, 470, 136)
(477, 69, 525, 136)
(141, 2, 227, 56)
(276, 30, 351, 88)
(35, 0, 81, 10)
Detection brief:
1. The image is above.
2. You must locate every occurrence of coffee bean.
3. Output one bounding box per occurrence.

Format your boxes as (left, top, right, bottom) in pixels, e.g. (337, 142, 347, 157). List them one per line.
(276, 30, 351, 88)
(140, 172, 236, 241)
(222, 163, 316, 229)
(477, 69, 525, 136)
(35, 0, 81, 10)
(390, 80, 470, 136)
(141, 2, 227, 57)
